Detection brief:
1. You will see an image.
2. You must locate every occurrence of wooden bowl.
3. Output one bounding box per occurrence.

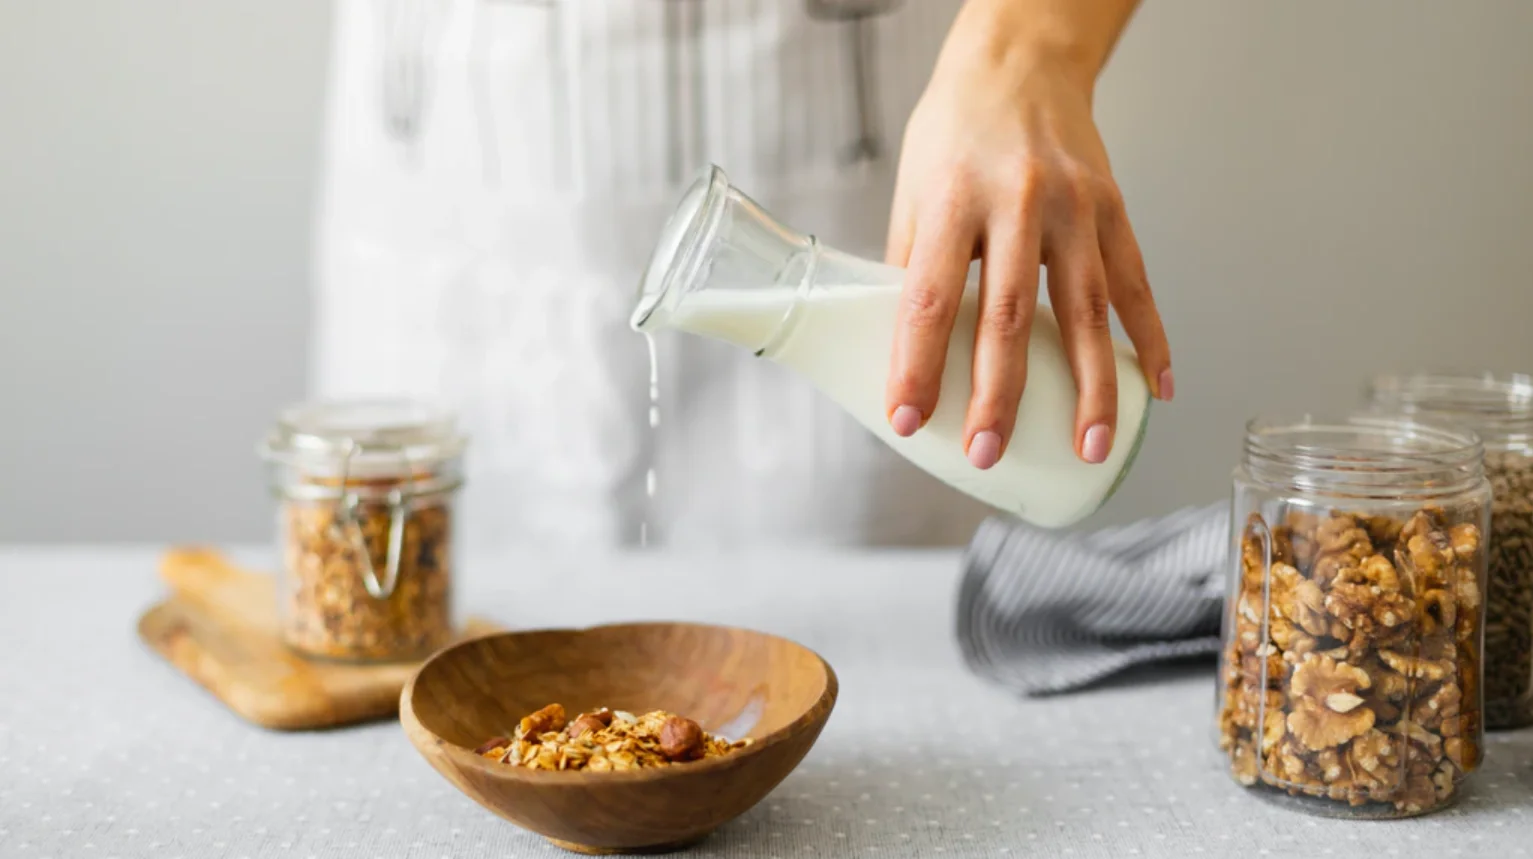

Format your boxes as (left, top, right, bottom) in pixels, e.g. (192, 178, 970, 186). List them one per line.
(400, 622, 838, 854)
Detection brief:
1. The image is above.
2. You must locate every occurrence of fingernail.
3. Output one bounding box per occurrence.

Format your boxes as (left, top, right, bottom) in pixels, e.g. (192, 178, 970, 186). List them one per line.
(1158, 368, 1175, 402)
(967, 431, 1002, 470)
(1082, 423, 1112, 464)
(891, 405, 923, 437)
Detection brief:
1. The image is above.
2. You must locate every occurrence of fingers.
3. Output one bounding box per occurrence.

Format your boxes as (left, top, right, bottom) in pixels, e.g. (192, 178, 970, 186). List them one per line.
(1045, 215, 1118, 465)
(963, 209, 1043, 470)
(886, 190, 979, 437)
(1100, 205, 1173, 401)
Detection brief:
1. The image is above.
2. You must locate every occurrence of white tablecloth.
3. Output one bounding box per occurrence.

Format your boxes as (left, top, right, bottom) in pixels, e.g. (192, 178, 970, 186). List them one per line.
(2, 546, 1531, 859)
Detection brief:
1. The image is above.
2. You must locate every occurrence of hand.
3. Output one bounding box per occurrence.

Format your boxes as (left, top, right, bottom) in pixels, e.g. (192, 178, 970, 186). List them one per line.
(884, 2, 1171, 470)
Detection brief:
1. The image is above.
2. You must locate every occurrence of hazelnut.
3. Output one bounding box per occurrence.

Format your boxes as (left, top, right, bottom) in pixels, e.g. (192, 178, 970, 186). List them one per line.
(473, 736, 510, 755)
(566, 714, 609, 739)
(659, 716, 705, 761)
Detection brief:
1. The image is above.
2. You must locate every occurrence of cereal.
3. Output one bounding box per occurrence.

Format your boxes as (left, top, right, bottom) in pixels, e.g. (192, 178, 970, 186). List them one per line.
(279, 477, 453, 661)
(478, 705, 752, 772)
(1218, 508, 1484, 815)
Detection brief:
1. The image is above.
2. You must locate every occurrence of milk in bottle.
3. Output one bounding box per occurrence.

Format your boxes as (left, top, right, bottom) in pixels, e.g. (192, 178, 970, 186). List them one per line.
(631, 166, 1150, 529)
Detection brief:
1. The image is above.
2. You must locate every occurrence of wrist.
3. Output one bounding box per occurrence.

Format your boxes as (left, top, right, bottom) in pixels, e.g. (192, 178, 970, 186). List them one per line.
(937, 0, 1119, 96)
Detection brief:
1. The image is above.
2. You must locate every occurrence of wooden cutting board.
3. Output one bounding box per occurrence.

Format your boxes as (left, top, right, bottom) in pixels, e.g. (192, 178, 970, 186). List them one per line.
(138, 547, 500, 731)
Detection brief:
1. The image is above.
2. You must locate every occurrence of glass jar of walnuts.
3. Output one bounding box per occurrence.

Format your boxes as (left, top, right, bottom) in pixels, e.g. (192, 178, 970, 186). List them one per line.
(260, 399, 466, 663)
(1367, 372, 1533, 729)
(1218, 415, 1488, 818)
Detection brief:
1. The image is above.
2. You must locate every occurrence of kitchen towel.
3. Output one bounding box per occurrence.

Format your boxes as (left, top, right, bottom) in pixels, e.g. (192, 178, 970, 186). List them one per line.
(956, 502, 1231, 695)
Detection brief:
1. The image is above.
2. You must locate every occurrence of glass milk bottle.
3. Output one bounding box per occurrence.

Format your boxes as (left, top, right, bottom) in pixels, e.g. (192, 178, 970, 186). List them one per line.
(630, 165, 1152, 529)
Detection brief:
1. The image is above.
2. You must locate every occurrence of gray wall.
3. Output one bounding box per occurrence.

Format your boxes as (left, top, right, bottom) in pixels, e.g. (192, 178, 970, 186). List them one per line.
(0, 1, 330, 541)
(2, 0, 1531, 542)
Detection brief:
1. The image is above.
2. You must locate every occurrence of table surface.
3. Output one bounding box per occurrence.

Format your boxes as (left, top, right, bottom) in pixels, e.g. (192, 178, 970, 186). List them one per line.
(3, 546, 1531, 859)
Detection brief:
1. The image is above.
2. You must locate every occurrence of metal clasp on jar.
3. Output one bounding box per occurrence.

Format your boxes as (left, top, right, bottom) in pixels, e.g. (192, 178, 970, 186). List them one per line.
(286, 438, 460, 602)
(329, 438, 410, 599)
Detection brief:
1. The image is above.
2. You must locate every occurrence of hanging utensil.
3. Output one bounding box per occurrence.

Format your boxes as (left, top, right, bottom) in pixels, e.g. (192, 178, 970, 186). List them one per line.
(804, 0, 901, 167)
(468, 0, 569, 190)
(663, 0, 707, 186)
(379, 0, 444, 167)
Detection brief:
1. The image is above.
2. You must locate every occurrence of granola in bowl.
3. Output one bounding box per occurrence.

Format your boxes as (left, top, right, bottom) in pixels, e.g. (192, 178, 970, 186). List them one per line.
(476, 704, 753, 772)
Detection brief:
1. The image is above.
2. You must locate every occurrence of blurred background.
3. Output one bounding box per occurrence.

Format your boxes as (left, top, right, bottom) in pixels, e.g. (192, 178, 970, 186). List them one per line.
(2, 0, 1531, 544)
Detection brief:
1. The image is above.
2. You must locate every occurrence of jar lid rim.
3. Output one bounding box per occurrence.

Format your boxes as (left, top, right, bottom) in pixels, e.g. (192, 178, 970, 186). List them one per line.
(1245, 413, 1482, 461)
(259, 397, 466, 469)
(1367, 371, 1533, 414)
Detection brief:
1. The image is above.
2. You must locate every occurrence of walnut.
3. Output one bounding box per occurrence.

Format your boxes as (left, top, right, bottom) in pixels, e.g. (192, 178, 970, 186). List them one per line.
(1269, 562, 1330, 637)
(1400, 508, 1447, 544)
(1287, 654, 1376, 751)
(1454, 566, 1481, 613)
(1311, 515, 1374, 586)
(1271, 525, 1298, 567)
(1431, 760, 1457, 801)
(1264, 737, 1311, 783)
(1230, 742, 1260, 786)
(1325, 581, 1414, 632)
(1378, 649, 1452, 682)
(1240, 645, 1286, 689)
(1269, 617, 1318, 655)
(1234, 596, 1263, 653)
(1281, 576, 1331, 637)
(1448, 523, 1480, 561)
(1315, 747, 1346, 783)
(1410, 682, 1461, 731)
(1395, 774, 1438, 815)
(1396, 720, 1444, 759)
(1282, 510, 1324, 567)
(1359, 693, 1401, 725)
(1397, 532, 1455, 592)
(1226, 686, 1285, 732)
(1444, 736, 1478, 770)
(1348, 728, 1399, 779)
(1363, 658, 1412, 701)
(1317, 514, 1372, 556)
(1360, 514, 1405, 553)
(1240, 524, 1268, 593)
(1348, 553, 1404, 592)
(1418, 588, 1457, 635)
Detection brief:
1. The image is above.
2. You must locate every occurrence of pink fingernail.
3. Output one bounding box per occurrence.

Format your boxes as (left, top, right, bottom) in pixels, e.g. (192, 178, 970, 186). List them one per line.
(891, 405, 922, 437)
(967, 431, 1002, 470)
(1158, 368, 1175, 402)
(1082, 423, 1112, 464)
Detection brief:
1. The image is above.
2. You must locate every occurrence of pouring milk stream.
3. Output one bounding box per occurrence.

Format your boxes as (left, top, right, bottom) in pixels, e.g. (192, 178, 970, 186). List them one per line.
(632, 166, 1151, 529)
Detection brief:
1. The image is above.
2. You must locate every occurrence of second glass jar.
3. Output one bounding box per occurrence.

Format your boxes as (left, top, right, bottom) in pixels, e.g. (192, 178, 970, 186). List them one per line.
(1367, 372, 1533, 729)
(1217, 415, 1489, 818)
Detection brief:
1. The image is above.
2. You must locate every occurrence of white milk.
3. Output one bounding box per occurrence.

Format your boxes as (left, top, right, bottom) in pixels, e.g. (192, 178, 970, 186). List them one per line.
(665, 284, 1150, 528)
(640, 331, 660, 547)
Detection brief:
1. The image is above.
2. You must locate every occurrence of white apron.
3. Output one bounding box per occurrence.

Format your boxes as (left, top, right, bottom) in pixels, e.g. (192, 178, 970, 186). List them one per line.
(311, 0, 991, 548)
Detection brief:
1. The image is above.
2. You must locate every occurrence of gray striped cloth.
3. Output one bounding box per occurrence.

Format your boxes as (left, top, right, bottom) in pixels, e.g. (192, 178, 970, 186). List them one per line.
(956, 502, 1231, 696)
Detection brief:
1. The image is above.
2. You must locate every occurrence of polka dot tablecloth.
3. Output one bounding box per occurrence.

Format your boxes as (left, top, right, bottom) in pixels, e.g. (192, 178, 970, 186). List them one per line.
(2, 546, 1531, 859)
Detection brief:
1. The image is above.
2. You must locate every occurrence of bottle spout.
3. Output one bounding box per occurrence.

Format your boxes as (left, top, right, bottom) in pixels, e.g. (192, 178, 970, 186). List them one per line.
(630, 165, 733, 333)
(630, 164, 819, 354)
